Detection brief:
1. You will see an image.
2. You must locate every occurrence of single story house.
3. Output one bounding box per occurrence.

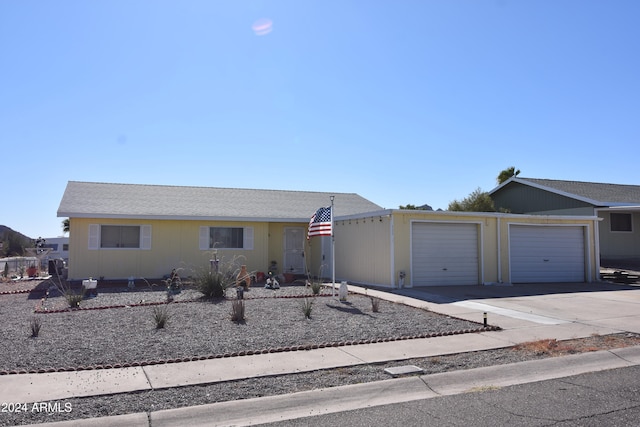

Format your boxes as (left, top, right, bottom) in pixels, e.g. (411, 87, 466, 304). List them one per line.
(489, 177, 640, 266)
(334, 209, 600, 287)
(57, 181, 381, 281)
(58, 181, 600, 287)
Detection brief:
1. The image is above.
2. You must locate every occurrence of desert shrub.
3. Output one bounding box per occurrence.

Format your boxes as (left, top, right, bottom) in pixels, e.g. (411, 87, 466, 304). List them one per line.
(310, 281, 322, 295)
(64, 290, 84, 309)
(30, 317, 42, 337)
(230, 300, 245, 323)
(46, 267, 84, 308)
(152, 304, 171, 329)
(301, 298, 313, 319)
(195, 271, 230, 299)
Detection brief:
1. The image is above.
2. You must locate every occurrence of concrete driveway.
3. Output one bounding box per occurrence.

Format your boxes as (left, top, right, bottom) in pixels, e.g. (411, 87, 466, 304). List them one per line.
(385, 282, 640, 344)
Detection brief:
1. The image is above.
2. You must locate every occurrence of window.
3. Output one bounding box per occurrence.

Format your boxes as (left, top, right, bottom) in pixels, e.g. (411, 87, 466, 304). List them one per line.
(88, 224, 152, 250)
(199, 226, 253, 250)
(62, 244, 69, 251)
(610, 213, 632, 232)
(211, 227, 244, 248)
(101, 225, 141, 248)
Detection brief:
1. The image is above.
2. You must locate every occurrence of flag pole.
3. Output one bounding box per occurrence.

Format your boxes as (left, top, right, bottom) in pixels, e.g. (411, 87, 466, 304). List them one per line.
(330, 195, 335, 296)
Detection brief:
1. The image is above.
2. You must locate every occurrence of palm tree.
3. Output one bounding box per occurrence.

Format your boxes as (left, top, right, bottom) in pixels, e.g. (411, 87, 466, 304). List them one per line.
(62, 218, 69, 234)
(497, 166, 520, 184)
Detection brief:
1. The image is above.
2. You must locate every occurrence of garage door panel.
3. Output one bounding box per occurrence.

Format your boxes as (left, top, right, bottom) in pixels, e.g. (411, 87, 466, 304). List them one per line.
(510, 225, 585, 283)
(412, 222, 479, 286)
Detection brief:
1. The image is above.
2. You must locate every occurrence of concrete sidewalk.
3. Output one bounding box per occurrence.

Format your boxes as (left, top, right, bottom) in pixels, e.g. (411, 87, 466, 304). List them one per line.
(5, 282, 640, 426)
(20, 347, 640, 427)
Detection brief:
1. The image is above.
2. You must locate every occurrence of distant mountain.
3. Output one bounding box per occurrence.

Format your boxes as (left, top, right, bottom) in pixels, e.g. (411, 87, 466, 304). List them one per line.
(0, 225, 32, 242)
(0, 226, 33, 256)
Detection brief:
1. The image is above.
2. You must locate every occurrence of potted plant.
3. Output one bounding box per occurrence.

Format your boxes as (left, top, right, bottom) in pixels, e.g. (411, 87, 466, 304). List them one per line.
(26, 264, 38, 278)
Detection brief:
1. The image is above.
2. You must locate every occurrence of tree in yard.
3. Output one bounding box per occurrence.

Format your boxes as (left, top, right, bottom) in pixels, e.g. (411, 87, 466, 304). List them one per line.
(448, 188, 496, 212)
(399, 204, 433, 211)
(497, 166, 520, 184)
(399, 204, 418, 210)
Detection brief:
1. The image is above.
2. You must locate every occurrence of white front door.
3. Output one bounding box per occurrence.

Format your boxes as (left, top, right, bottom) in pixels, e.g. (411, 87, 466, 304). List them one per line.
(284, 227, 305, 274)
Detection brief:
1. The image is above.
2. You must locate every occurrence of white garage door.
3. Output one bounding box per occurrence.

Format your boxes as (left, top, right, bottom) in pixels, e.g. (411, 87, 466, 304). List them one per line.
(411, 222, 479, 286)
(510, 225, 585, 283)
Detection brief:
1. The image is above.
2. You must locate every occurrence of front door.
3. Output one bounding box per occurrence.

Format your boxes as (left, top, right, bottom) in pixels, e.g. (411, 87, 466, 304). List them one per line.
(284, 227, 305, 274)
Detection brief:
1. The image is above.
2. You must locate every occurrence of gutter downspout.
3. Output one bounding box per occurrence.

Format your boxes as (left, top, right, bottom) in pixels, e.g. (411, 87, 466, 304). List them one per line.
(497, 216, 502, 284)
(594, 208, 602, 282)
(390, 214, 395, 288)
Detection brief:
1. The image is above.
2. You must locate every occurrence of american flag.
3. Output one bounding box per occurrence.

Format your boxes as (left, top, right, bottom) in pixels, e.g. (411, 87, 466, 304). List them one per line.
(308, 206, 332, 238)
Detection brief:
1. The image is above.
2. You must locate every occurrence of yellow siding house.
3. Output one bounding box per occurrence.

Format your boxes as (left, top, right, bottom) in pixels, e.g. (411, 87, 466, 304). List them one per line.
(334, 209, 600, 288)
(57, 181, 381, 281)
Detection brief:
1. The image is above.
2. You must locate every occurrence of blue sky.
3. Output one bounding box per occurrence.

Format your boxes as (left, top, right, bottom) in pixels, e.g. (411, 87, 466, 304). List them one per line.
(2, 0, 639, 239)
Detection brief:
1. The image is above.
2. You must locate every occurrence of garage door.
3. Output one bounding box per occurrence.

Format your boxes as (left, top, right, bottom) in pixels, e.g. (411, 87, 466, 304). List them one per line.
(411, 222, 479, 286)
(510, 225, 585, 283)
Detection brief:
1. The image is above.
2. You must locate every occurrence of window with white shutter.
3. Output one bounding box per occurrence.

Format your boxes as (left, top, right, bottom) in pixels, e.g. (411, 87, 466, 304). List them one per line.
(88, 224, 99, 250)
(89, 224, 152, 249)
(141, 225, 152, 249)
(199, 226, 254, 250)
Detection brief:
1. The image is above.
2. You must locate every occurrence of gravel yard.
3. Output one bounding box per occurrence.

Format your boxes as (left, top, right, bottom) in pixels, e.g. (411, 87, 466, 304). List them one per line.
(0, 279, 486, 373)
(1, 278, 640, 426)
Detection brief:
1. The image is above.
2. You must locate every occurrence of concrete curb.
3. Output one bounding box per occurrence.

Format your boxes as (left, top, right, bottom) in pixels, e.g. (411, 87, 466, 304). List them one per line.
(423, 348, 637, 396)
(150, 347, 640, 427)
(22, 412, 149, 427)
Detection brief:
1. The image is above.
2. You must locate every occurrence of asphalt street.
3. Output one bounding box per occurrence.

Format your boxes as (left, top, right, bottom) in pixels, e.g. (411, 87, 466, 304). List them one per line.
(261, 365, 640, 427)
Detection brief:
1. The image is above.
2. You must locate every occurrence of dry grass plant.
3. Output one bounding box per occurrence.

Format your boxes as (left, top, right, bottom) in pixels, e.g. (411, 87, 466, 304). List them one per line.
(29, 316, 42, 337)
(513, 339, 559, 354)
(302, 298, 313, 319)
(305, 264, 327, 296)
(46, 268, 85, 309)
(230, 300, 245, 323)
(512, 339, 577, 355)
(152, 304, 171, 329)
(195, 270, 229, 299)
(194, 254, 253, 299)
(65, 292, 84, 309)
(309, 280, 322, 295)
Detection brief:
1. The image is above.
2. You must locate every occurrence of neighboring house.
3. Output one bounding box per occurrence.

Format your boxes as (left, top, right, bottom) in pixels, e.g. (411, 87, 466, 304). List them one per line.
(57, 181, 381, 281)
(489, 177, 640, 266)
(42, 237, 69, 264)
(334, 209, 599, 287)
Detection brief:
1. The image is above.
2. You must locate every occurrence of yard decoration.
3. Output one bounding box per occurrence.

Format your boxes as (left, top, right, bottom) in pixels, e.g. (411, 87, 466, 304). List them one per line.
(167, 269, 181, 295)
(236, 265, 251, 289)
(339, 281, 348, 301)
(264, 272, 280, 289)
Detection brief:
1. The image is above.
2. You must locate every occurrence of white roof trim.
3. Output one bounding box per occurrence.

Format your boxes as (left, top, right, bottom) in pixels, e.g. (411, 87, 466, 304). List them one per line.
(595, 206, 640, 212)
(337, 209, 599, 222)
(57, 212, 309, 223)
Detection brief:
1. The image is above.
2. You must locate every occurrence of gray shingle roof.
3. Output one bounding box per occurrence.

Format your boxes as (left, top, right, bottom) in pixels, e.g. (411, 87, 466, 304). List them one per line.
(512, 178, 640, 206)
(57, 181, 383, 222)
